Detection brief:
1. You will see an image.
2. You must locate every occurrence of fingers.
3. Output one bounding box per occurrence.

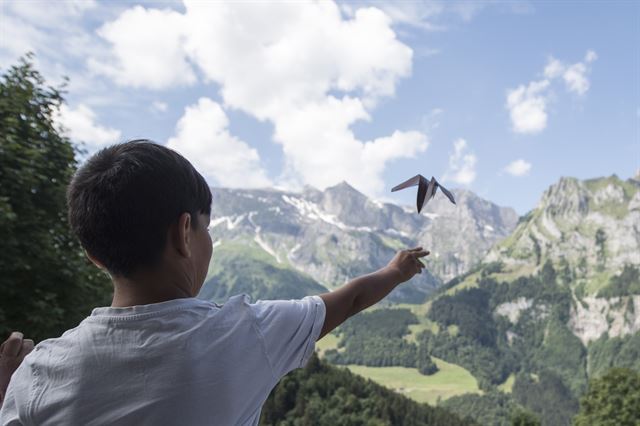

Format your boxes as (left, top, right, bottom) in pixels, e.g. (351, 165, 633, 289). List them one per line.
(18, 339, 34, 358)
(2, 332, 24, 357)
(406, 247, 430, 257)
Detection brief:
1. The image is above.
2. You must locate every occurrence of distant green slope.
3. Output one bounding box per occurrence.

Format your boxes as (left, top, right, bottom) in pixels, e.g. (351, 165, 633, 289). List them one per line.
(199, 241, 328, 303)
(344, 357, 481, 405)
(261, 353, 478, 426)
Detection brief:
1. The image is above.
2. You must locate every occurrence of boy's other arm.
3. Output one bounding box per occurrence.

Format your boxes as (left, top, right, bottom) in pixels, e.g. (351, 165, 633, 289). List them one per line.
(0, 332, 33, 408)
(317, 247, 429, 340)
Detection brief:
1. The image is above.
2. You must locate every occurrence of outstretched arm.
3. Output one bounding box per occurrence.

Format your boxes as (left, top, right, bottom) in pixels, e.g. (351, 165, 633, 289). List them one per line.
(317, 247, 429, 340)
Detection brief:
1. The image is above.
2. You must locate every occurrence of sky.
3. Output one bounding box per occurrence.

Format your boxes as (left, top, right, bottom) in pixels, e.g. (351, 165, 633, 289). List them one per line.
(1, 0, 638, 214)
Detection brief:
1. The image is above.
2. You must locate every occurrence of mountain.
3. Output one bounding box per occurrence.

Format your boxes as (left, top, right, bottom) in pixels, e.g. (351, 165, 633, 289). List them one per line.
(480, 174, 640, 346)
(321, 174, 640, 426)
(200, 241, 328, 303)
(201, 182, 517, 303)
(485, 174, 640, 293)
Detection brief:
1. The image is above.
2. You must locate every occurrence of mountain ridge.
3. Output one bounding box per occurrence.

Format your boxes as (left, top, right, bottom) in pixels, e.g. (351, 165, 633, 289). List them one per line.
(203, 181, 518, 303)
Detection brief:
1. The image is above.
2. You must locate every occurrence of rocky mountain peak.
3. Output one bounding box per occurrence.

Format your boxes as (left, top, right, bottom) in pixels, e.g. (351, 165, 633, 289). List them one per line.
(485, 174, 640, 293)
(539, 176, 589, 217)
(208, 182, 519, 301)
(319, 181, 386, 228)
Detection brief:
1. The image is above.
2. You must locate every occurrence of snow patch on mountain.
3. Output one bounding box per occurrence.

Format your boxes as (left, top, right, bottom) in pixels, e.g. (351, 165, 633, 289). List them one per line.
(210, 215, 246, 230)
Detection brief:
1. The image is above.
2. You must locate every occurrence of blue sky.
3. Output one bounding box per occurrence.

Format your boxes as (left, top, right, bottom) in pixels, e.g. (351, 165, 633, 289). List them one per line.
(1, 0, 638, 214)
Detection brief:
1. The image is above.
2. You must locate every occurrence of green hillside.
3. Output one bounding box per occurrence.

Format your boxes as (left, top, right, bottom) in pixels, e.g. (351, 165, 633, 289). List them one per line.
(199, 240, 328, 303)
(433, 263, 637, 421)
(261, 353, 477, 426)
(344, 358, 481, 405)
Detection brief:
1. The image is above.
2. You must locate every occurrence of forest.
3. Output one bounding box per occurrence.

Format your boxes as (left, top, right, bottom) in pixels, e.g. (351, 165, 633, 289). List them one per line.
(324, 261, 640, 425)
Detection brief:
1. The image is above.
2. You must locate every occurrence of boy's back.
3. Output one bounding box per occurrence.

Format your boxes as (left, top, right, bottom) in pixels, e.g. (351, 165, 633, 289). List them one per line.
(0, 141, 428, 424)
(1, 295, 325, 425)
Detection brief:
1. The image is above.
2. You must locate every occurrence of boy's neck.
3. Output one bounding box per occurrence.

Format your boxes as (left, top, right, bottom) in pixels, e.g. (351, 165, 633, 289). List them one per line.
(110, 268, 195, 307)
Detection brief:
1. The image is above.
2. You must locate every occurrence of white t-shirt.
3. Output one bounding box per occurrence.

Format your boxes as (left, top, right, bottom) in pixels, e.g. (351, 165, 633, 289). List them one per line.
(0, 295, 326, 426)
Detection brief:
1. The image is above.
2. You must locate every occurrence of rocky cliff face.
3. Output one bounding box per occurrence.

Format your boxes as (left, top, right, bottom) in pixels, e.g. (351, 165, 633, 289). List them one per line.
(485, 175, 640, 292)
(568, 295, 640, 345)
(207, 182, 517, 302)
(479, 174, 640, 344)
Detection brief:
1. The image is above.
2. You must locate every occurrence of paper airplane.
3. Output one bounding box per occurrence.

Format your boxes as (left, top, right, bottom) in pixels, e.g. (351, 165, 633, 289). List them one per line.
(391, 174, 456, 213)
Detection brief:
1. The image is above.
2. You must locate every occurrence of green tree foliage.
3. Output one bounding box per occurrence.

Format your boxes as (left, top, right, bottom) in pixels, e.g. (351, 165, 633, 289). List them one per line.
(421, 281, 514, 388)
(261, 353, 477, 426)
(597, 264, 640, 297)
(420, 265, 588, 419)
(428, 287, 496, 346)
(531, 317, 587, 396)
(325, 309, 421, 368)
(558, 256, 573, 287)
(0, 57, 112, 342)
(573, 368, 640, 426)
(538, 260, 556, 286)
(594, 228, 606, 271)
(510, 409, 541, 426)
(586, 333, 640, 378)
(442, 391, 518, 426)
(417, 343, 439, 375)
(512, 371, 579, 426)
(418, 330, 510, 389)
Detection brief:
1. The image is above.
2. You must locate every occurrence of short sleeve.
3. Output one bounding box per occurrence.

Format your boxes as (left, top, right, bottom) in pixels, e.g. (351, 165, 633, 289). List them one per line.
(251, 296, 326, 379)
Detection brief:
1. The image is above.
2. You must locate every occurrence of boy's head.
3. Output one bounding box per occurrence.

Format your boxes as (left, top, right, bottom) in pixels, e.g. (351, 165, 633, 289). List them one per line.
(67, 140, 213, 285)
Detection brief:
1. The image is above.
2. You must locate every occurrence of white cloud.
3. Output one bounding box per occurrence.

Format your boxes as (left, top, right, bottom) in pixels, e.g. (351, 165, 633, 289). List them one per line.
(0, 0, 128, 109)
(443, 138, 476, 185)
(362, 2, 446, 30)
(167, 98, 271, 188)
(8, 0, 97, 29)
(422, 108, 444, 131)
(507, 50, 597, 134)
(543, 57, 564, 79)
(504, 159, 532, 176)
(94, 1, 425, 196)
(558, 50, 597, 96)
(506, 80, 550, 134)
(89, 6, 196, 89)
(348, 0, 501, 31)
(0, 1, 97, 67)
(55, 104, 122, 152)
(151, 101, 168, 113)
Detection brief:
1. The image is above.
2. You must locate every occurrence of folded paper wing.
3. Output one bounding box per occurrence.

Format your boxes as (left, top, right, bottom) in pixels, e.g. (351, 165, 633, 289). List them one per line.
(437, 181, 456, 205)
(421, 177, 437, 212)
(390, 174, 422, 192)
(391, 174, 456, 213)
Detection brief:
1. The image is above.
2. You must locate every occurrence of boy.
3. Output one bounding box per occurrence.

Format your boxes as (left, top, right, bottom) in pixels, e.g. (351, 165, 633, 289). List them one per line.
(0, 140, 428, 425)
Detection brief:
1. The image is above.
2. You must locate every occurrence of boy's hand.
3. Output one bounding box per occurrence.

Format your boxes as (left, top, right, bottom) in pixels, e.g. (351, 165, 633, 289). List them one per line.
(0, 332, 34, 406)
(385, 247, 430, 283)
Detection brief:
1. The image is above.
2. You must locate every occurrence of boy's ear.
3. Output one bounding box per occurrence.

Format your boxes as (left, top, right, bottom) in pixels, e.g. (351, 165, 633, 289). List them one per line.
(85, 251, 106, 270)
(174, 212, 192, 258)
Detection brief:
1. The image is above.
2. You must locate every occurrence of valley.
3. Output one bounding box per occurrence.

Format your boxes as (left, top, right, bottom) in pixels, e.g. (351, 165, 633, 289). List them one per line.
(200, 172, 640, 426)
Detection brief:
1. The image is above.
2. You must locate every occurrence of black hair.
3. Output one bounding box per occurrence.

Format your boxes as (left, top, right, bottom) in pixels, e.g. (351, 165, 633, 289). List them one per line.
(67, 140, 212, 277)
